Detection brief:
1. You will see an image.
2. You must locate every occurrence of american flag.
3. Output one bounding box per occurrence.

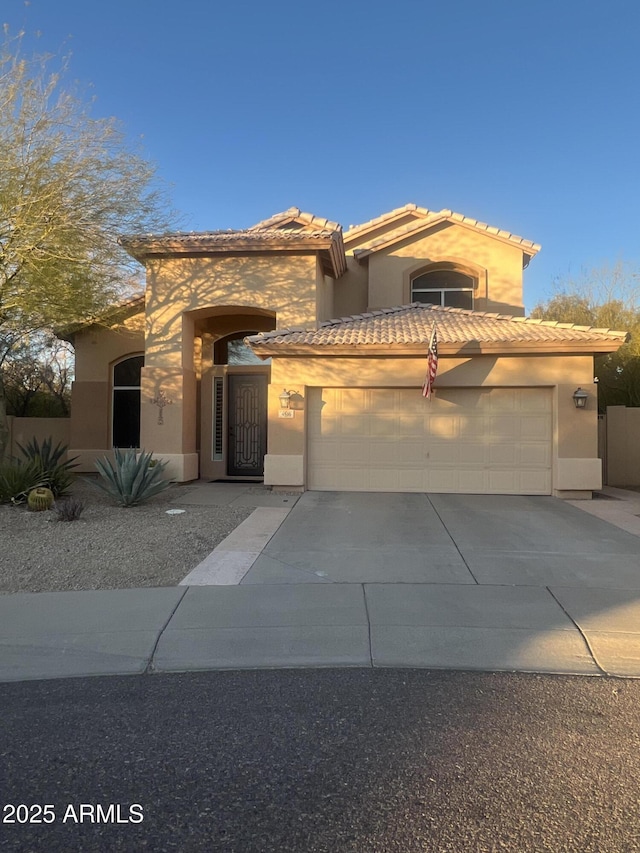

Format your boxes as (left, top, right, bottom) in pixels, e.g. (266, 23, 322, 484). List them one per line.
(422, 326, 438, 399)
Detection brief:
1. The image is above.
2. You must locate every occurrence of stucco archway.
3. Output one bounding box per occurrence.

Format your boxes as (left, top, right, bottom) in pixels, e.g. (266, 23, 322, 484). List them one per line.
(189, 306, 277, 481)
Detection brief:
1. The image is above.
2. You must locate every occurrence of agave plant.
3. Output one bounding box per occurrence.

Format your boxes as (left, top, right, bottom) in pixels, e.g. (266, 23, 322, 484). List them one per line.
(17, 437, 79, 497)
(0, 459, 46, 504)
(93, 449, 171, 507)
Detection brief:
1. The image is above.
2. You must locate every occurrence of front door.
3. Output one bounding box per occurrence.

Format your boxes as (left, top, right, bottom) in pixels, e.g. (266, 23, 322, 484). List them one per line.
(227, 373, 268, 477)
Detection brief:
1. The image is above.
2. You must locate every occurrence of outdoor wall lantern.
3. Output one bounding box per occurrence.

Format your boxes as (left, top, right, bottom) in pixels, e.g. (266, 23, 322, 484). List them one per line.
(572, 387, 589, 409)
(278, 389, 304, 410)
(279, 389, 293, 409)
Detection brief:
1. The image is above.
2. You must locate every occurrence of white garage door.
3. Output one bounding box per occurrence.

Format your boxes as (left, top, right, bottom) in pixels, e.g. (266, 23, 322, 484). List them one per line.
(307, 387, 552, 494)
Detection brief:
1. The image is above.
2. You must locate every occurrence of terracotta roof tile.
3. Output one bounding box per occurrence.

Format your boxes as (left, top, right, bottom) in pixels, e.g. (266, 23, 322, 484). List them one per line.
(344, 203, 431, 240)
(247, 303, 628, 348)
(351, 213, 540, 258)
(248, 207, 341, 232)
(121, 227, 338, 251)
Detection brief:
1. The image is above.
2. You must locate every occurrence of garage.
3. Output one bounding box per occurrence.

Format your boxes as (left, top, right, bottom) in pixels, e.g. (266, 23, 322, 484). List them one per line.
(249, 302, 625, 498)
(307, 386, 552, 494)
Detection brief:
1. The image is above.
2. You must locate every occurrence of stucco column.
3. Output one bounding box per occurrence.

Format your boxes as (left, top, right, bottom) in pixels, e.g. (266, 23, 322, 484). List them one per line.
(263, 371, 305, 488)
(553, 382, 601, 497)
(140, 311, 198, 481)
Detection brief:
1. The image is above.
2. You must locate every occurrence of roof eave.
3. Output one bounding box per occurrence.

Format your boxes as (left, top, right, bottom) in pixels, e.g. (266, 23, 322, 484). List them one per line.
(120, 234, 347, 279)
(352, 217, 541, 261)
(343, 205, 431, 246)
(55, 293, 145, 341)
(248, 340, 626, 358)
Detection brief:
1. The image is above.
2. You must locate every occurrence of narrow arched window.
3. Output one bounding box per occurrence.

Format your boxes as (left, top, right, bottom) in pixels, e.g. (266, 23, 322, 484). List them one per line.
(411, 267, 475, 309)
(112, 355, 143, 447)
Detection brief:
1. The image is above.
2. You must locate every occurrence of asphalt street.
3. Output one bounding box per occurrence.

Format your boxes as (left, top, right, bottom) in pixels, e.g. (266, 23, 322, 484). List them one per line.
(2, 669, 640, 853)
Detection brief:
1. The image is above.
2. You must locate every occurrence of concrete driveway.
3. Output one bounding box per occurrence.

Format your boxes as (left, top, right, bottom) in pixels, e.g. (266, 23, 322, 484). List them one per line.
(3, 489, 640, 681)
(241, 491, 640, 588)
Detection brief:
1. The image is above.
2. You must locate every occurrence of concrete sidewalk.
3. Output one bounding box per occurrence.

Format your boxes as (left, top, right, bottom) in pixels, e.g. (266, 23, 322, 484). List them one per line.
(1, 485, 640, 683)
(2, 580, 640, 681)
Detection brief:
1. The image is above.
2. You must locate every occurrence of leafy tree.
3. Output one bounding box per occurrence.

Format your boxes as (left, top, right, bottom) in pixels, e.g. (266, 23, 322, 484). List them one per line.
(3, 334, 73, 416)
(0, 30, 175, 455)
(530, 262, 640, 410)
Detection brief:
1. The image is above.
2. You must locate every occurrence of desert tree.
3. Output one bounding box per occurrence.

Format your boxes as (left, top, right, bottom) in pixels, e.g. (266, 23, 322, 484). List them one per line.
(530, 262, 640, 409)
(3, 334, 74, 416)
(0, 29, 176, 454)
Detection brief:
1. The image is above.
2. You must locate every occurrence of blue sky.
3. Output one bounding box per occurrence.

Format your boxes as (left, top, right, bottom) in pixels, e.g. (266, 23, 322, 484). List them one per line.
(4, 0, 640, 311)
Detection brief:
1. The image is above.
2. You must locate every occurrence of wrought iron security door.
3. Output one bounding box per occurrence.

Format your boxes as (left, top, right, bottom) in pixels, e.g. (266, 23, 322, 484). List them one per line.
(227, 374, 268, 477)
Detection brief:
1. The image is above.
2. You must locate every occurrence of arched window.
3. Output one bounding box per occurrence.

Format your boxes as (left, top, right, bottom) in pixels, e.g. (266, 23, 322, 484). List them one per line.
(411, 266, 475, 310)
(112, 355, 143, 447)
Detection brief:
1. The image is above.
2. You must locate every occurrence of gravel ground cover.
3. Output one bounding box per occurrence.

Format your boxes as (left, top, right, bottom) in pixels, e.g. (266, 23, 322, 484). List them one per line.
(0, 478, 253, 594)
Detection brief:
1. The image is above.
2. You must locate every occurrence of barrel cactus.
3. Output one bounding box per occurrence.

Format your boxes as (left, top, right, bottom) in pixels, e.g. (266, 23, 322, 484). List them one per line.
(27, 487, 55, 512)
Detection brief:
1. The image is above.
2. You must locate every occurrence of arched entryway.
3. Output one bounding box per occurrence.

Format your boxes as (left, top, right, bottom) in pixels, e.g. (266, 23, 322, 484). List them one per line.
(191, 307, 275, 481)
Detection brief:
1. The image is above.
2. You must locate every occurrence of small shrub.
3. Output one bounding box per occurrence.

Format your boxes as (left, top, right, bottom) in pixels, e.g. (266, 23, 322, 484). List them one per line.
(27, 487, 55, 511)
(54, 497, 85, 522)
(93, 448, 171, 507)
(17, 436, 78, 497)
(0, 460, 46, 504)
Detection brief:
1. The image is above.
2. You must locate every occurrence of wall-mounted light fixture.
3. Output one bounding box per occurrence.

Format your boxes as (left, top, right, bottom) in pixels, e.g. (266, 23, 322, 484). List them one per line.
(279, 389, 293, 409)
(572, 387, 589, 409)
(278, 389, 304, 411)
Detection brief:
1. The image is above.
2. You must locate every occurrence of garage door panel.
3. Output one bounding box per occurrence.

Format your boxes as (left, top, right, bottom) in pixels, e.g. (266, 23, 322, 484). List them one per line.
(519, 443, 552, 466)
(487, 470, 521, 492)
(396, 469, 427, 491)
(398, 414, 424, 436)
(519, 388, 550, 411)
(427, 469, 459, 491)
(487, 415, 521, 440)
(339, 415, 368, 437)
(459, 443, 490, 465)
(486, 443, 511, 465)
(519, 470, 551, 492)
(521, 416, 551, 440)
(307, 387, 552, 495)
(314, 415, 337, 437)
(428, 416, 458, 438)
(370, 415, 400, 437)
(428, 442, 461, 464)
(458, 416, 484, 438)
(457, 470, 488, 492)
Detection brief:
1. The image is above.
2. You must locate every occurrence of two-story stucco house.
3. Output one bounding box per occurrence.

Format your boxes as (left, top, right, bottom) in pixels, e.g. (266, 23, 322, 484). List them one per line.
(65, 203, 626, 497)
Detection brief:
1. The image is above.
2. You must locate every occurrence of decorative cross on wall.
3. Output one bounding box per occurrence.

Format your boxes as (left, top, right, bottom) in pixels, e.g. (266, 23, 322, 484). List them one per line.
(150, 388, 173, 425)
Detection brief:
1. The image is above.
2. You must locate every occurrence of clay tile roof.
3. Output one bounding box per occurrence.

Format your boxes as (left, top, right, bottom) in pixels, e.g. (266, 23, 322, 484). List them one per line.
(247, 303, 628, 352)
(351, 212, 541, 260)
(121, 227, 337, 251)
(343, 203, 431, 241)
(248, 207, 342, 233)
(120, 225, 347, 278)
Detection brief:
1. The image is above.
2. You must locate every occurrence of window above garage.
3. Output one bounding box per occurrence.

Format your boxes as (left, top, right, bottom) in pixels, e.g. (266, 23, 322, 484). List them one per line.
(411, 267, 475, 310)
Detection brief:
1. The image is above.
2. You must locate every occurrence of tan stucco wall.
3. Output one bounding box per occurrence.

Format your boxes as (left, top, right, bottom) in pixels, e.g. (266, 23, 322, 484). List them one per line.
(68, 314, 145, 469)
(133, 253, 319, 476)
(72, 315, 145, 382)
(144, 254, 319, 368)
(333, 257, 369, 317)
(367, 222, 526, 315)
(6, 417, 71, 461)
(69, 380, 110, 451)
(315, 257, 334, 322)
(264, 353, 599, 493)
